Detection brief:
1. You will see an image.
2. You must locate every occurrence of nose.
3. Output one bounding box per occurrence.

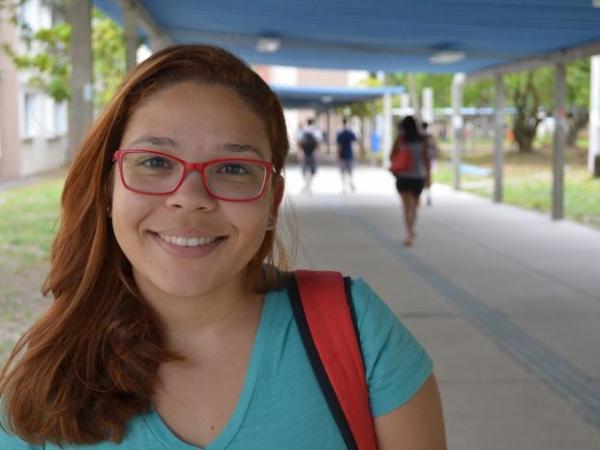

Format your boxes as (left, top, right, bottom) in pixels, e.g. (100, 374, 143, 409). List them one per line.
(165, 169, 217, 210)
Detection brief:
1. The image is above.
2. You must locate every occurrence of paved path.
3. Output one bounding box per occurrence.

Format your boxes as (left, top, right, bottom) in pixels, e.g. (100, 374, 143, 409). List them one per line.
(283, 164, 600, 450)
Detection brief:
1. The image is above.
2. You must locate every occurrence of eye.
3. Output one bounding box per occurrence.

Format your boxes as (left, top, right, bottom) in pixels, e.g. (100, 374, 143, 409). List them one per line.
(217, 162, 251, 175)
(139, 155, 174, 170)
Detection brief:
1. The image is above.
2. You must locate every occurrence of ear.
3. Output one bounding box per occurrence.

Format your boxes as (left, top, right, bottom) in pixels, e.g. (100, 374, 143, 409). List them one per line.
(270, 175, 285, 217)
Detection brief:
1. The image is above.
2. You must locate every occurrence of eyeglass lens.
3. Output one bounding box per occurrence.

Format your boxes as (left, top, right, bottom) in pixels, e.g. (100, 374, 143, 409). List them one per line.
(121, 152, 267, 199)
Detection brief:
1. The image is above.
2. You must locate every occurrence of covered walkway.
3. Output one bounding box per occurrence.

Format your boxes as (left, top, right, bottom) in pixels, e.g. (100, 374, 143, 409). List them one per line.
(283, 165, 600, 449)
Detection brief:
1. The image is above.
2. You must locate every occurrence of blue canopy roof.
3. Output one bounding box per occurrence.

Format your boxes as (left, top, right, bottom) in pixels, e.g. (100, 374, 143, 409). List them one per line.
(95, 0, 600, 74)
(271, 85, 405, 109)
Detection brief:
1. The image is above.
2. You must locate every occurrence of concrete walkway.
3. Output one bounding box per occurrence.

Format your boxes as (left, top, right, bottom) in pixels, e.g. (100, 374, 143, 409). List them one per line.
(283, 164, 600, 450)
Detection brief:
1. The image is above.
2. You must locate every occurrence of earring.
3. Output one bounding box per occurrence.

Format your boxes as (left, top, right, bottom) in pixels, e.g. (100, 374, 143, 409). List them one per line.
(106, 205, 112, 217)
(266, 216, 275, 230)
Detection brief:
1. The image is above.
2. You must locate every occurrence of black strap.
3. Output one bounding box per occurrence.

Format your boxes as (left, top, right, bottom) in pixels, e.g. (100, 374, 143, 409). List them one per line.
(287, 274, 359, 450)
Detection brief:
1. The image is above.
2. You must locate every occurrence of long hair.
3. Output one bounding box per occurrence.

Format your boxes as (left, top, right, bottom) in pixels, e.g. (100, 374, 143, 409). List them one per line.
(0, 45, 290, 445)
(398, 115, 422, 142)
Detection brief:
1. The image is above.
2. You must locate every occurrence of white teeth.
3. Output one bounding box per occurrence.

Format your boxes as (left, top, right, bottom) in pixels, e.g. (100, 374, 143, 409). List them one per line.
(158, 234, 218, 247)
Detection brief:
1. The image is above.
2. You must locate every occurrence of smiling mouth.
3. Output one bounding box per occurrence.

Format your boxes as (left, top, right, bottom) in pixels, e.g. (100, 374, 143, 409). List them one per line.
(156, 233, 223, 248)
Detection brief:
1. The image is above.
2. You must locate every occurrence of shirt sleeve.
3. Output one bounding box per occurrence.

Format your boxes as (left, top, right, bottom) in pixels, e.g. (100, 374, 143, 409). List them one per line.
(350, 278, 433, 417)
(0, 429, 43, 450)
(0, 408, 43, 450)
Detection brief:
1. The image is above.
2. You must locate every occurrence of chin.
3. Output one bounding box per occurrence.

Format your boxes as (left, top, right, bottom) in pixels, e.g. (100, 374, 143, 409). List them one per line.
(155, 277, 217, 299)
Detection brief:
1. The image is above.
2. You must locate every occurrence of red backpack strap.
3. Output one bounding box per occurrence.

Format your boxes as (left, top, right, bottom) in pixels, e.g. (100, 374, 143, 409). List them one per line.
(288, 270, 378, 450)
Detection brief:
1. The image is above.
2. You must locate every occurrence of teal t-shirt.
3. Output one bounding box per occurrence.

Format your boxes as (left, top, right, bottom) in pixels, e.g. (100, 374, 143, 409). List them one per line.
(1, 278, 433, 450)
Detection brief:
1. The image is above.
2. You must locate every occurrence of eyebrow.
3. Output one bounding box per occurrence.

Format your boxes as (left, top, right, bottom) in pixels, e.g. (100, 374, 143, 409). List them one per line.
(222, 143, 265, 158)
(123, 137, 266, 158)
(126, 136, 178, 148)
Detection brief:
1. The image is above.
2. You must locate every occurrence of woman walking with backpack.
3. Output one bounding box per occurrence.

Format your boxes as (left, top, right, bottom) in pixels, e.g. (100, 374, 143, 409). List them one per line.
(390, 116, 431, 247)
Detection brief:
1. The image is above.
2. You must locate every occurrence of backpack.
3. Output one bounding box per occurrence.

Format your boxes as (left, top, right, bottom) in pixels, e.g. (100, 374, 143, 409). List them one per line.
(288, 270, 378, 450)
(390, 138, 413, 175)
(300, 130, 318, 155)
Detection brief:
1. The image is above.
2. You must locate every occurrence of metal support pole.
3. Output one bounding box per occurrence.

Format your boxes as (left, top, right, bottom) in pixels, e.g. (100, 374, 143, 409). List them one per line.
(493, 74, 505, 203)
(589, 56, 600, 175)
(422, 87, 434, 125)
(452, 73, 465, 190)
(68, 0, 93, 157)
(122, 1, 138, 72)
(326, 109, 332, 154)
(383, 89, 392, 163)
(552, 62, 567, 220)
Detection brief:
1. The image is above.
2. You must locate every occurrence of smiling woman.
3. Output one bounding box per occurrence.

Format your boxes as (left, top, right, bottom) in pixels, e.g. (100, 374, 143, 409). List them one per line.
(0, 45, 446, 450)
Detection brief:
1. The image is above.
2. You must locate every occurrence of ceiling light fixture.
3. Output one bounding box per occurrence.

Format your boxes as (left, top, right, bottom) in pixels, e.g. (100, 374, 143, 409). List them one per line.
(256, 37, 281, 53)
(430, 50, 466, 65)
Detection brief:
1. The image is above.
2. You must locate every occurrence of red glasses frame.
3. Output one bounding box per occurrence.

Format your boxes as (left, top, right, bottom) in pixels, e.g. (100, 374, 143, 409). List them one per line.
(112, 149, 275, 202)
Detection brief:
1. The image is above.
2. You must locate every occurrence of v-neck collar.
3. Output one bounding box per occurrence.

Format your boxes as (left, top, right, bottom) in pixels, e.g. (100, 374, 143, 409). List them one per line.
(143, 289, 278, 450)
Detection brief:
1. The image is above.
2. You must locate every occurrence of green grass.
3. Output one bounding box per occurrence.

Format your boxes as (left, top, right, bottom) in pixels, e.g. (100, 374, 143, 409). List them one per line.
(0, 177, 64, 265)
(433, 148, 600, 229)
(0, 178, 63, 363)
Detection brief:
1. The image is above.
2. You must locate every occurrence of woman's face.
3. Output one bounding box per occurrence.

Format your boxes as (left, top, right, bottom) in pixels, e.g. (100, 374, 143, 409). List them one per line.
(111, 81, 281, 301)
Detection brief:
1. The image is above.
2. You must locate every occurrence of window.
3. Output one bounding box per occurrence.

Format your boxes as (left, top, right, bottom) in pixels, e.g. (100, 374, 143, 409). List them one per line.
(22, 92, 41, 138)
(53, 100, 67, 136)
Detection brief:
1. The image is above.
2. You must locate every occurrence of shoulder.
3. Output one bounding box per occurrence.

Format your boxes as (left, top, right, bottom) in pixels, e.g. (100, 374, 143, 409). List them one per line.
(348, 278, 433, 416)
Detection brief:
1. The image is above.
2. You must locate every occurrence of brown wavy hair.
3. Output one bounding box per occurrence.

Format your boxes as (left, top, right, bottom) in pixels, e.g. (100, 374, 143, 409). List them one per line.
(0, 45, 290, 445)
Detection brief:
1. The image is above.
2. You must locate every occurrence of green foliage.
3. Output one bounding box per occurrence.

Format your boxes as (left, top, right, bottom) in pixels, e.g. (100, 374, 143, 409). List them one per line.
(0, 4, 126, 109)
(92, 8, 126, 109)
(464, 78, 494, 107)
(433, 159, 600, 229)
(567, 59, 590, 109)
(1, 21, 71, 102)
(388, 72, 454, 108)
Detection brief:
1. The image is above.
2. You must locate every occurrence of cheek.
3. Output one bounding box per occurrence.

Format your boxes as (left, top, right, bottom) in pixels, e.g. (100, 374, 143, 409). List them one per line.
(227, 201, 270, 240)
(110, 183, 152, 244)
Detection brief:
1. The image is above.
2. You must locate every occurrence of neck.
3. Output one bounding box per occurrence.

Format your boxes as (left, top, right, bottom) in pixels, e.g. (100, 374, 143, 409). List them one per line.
(135, 272, 263, 358)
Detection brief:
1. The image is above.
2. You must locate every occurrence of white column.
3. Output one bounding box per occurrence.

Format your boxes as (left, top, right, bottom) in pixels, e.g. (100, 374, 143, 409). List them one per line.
(422, 87, 434, 125)
(407, 73, 421, 122)
(493, 74, 504, 203)
(589, 56, 600, 175)
(552, 62, 567, 220)
(383, 90, 393, 162)
(400, 93, 410, 115)
(326, 109, 332, 154)
(452, 73, 465, 190)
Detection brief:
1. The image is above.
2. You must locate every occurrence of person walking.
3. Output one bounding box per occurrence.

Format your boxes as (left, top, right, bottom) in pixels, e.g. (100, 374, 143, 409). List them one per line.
(336, 118, 357, 193)
(296, 118, 323, 193)
(390, 116, 431, 246)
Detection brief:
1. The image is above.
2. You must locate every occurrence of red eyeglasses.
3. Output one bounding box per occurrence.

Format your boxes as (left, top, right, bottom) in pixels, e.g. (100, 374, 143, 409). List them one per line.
(113, 149, 275, 202)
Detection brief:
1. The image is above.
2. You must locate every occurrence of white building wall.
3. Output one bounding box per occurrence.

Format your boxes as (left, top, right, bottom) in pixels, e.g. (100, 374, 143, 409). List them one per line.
(3, 0, 70, 179)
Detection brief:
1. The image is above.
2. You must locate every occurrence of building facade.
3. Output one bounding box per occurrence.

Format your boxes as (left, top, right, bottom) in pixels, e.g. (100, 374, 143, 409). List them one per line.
(0, 0, 69, 182)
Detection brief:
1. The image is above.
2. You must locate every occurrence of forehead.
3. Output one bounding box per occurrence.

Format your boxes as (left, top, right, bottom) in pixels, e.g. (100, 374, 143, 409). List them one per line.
(121, 82, 271, 159)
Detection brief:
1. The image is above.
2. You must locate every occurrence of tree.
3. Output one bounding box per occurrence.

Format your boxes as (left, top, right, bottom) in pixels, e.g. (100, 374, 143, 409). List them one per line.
(1, 12, 71, 102)
(91, 8, 126, 109)
(566, 59, 590, 146)
(1, 2, 126, 110)
(503, 61, 590, 152)
(504, 70, 552, 152)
